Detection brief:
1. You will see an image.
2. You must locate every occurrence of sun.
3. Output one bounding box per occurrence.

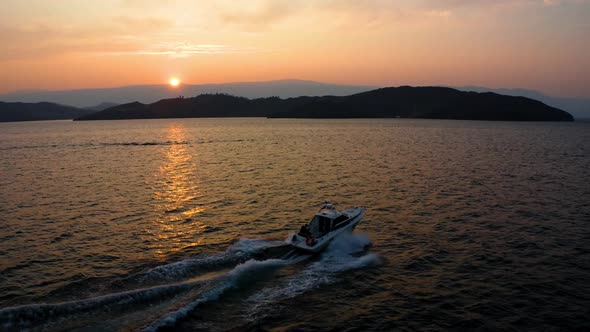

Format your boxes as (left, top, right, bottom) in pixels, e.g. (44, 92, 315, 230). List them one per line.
(169, 77, 180, 87)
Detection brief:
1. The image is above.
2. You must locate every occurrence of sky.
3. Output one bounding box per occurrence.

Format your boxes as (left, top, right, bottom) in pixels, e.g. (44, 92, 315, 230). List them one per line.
(0, 0, 589, 98)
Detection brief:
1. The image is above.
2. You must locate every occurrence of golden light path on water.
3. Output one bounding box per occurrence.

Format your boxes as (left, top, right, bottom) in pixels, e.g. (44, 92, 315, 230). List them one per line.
(150, 125, 206, 258)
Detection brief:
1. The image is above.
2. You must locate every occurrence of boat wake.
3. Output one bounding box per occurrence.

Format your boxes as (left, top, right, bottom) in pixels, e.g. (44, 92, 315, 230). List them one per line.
(245, 233, 380, 319)
(138, 238, 288, 283)
(0, 235, 378, 331)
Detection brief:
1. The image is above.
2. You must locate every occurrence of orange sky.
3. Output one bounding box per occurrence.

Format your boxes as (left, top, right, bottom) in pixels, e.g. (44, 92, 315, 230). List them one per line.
(1, 0, 589, 97)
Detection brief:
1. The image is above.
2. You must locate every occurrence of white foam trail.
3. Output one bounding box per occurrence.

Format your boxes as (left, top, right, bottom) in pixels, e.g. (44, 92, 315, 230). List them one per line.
(141, 258, 291, 332)
(142, 238, 283, 281)
(325, 232, 373, 256)
(227, 237, 284, 254)
(0, 277, 209, 330)
(246, 233, 380, 314)
(1, 238, 291, 330)
(142, 253, 228, 281)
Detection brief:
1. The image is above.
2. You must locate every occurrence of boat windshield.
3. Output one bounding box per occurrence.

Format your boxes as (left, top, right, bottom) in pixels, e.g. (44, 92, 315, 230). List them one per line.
(307, 215, 336, 237)
(298, 210, 352, 238)
(332, 214, 350, 230)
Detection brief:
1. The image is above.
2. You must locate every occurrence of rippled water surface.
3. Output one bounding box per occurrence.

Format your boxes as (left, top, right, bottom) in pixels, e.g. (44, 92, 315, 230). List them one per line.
(1, 118, 589, 331)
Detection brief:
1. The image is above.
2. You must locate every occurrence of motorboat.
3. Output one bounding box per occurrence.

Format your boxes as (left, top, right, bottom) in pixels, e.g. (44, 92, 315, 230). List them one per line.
(290, 203, 365, 253)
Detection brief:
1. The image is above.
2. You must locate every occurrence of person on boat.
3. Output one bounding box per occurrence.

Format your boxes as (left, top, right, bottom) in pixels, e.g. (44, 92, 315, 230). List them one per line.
(299, 224, 311, 236)
(306, 235, 316, 247)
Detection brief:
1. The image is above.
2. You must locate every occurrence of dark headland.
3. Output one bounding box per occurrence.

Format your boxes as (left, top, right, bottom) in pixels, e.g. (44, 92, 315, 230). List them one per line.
(75, 86, 574, 121)
(0, 101, 94, 122)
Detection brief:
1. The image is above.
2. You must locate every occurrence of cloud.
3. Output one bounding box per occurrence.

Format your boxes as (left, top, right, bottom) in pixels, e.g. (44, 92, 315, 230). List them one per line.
(0, 16, 177, 60)
(100, 42, 239, 57)
(426, 0, 589, 9)
(425, 10, 453, 18)
(118, 0, 176, 9)
(215, 0, 300, 29)
(111, 16, 173, 32)
(212, 0, 449, 31)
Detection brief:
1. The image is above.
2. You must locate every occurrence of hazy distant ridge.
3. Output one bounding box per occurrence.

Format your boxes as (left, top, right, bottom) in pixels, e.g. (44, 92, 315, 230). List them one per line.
(0, 80, 376, 108)
(0, 102, 93, 122)
(76, 87, 573, 122)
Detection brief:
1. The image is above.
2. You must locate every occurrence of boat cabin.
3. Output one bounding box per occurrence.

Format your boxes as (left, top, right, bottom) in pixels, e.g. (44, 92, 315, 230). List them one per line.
(298, 204, 351, 238)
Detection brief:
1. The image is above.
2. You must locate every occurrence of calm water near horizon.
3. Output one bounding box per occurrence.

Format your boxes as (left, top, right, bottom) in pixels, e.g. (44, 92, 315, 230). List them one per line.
(1, 118, 589, 331)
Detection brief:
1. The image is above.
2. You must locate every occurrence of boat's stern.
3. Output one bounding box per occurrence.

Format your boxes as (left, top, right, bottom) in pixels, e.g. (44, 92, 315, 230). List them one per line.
(289, 234, 325, 253)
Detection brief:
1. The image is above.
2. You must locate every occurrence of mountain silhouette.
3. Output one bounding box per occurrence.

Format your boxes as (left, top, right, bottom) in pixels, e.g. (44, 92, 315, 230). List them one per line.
(84, 102, 119, 112)
(2, 80, 586, 118)
(456, 86, 590, 119)
(76, 86, 574, 122)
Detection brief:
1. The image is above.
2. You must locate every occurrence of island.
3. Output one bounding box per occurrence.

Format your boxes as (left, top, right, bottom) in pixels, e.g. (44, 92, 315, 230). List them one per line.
(75, 87, 574, 122)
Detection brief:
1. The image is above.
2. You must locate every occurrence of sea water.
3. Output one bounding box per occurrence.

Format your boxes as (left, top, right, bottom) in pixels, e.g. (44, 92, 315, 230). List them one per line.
(1, 118, 589, 331)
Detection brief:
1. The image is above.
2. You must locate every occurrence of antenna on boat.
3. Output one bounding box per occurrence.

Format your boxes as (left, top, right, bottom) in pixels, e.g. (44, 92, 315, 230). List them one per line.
(320, 201, 334, 210)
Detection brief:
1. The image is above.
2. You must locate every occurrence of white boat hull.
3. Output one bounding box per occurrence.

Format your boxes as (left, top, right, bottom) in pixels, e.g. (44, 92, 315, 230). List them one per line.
(289, 207, 364, 253)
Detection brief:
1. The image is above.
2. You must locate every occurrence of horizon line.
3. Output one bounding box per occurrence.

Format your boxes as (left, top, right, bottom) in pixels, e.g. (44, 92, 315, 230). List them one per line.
(0, 79, 376, 95)
(1, 79, 588, 100)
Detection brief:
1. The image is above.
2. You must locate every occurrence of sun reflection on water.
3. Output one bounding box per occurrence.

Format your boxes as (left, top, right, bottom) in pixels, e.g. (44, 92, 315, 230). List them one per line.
(149, 124, 207, 258)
